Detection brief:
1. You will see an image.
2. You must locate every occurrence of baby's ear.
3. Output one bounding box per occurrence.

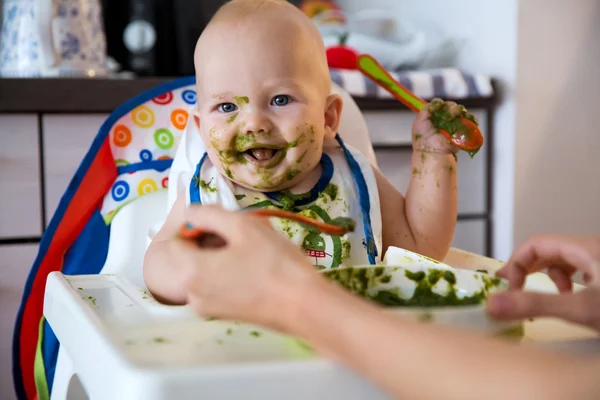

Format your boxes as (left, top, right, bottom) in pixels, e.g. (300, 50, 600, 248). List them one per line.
(324, 94, 343, 139)
(192, 109, 201, 130)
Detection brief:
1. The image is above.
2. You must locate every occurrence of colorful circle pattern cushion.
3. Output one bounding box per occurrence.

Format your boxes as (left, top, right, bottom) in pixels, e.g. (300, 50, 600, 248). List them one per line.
(171, 109, 189, 130)
(139, 149, 153, 162)
(182, 90, 196, 105)
(154, 128, 174, 150)
(152, 92, 173, 105)
(137, 178, 159, 196)
(132, 106, 155, 128)
(103, 86, 197, 220)
(112, 125, 132, 147)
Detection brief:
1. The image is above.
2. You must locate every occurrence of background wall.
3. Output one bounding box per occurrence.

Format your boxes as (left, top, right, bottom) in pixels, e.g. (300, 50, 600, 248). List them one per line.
(2, 1, 599, 398)
(338, 0, 519, 260)
(513, 0, 600, 246)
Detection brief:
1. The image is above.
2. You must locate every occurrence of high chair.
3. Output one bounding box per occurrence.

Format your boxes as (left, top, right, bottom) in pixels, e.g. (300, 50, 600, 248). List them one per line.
(13, 77, 599, 400)
(12, 77, 389, 400)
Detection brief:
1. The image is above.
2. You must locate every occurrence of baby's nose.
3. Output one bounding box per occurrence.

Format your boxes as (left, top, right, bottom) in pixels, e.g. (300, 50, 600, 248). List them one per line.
(242, 111, 272, 134)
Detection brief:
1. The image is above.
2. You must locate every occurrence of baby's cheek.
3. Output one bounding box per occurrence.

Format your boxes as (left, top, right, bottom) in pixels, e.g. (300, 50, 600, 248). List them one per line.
(295, 125, 324, 166)
(295, 123, 320, 143)
(205, 126, 230, 149)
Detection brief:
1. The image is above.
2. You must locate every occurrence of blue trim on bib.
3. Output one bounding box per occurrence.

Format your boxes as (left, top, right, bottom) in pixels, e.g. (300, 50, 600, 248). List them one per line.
(335, 134, 378, 264)
(265, 154, 333, 207)
(190, 153, 208, 204)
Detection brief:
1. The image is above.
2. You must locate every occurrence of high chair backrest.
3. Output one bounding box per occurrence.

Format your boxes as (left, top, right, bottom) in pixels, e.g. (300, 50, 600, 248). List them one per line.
(12, 76, 375, 400)
(12, 76, 196, 400)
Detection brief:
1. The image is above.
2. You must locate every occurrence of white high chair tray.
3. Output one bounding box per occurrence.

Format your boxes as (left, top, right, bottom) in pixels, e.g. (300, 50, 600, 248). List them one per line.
(44, 266, 600, 400)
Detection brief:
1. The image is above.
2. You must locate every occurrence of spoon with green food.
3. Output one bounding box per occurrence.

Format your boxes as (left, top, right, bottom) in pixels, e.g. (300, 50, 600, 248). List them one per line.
(179, 208, 356, 247)
(357, 54, 484, 155)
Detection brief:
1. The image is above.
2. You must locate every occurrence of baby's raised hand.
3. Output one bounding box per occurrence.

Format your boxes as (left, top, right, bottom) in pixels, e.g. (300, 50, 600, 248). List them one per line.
(412, 98, 478, 154)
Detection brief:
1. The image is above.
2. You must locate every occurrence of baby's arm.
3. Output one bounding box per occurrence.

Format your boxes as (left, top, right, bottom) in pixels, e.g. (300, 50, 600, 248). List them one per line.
(379, 100, 468, 260)
(376, 153, 457, 261)
(143, 192, 188, 304)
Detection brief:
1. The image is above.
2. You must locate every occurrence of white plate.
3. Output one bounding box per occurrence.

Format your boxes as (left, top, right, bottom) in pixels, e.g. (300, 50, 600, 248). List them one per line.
(322, 247, 520, 336)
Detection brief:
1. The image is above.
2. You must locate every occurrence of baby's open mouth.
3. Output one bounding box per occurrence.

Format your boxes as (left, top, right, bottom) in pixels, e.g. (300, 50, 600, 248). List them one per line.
(242, 146, 286, 168)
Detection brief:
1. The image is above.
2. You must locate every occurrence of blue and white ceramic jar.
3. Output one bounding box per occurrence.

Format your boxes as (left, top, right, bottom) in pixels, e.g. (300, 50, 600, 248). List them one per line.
(0, 0, 107, 77)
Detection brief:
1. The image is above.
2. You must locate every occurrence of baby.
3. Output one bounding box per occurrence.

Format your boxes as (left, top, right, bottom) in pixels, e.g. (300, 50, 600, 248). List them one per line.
(144, 0, 469, 304)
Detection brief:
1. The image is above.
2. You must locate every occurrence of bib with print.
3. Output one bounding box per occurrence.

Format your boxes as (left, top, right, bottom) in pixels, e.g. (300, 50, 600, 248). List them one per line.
(187, 135, 382, 268)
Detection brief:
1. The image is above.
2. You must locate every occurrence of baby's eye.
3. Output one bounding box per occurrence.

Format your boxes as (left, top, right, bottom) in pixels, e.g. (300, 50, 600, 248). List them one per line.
(271, 95, 292, 107)
(218, 103, 238, 113)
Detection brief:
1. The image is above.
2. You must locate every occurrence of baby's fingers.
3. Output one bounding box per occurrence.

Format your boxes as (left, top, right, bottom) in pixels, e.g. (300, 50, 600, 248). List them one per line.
(445, 101, 462, 116)
(427, 98, 444, 112)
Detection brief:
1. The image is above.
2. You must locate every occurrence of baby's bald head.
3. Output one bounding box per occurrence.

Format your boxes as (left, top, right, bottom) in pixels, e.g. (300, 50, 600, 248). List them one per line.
(193, 0, 331, 100)
(210, 0, 298, 21)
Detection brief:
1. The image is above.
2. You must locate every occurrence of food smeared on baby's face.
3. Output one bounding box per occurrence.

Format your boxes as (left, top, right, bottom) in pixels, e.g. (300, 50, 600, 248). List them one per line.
(204, 116, 325, 191)
(233, 96, 249, 107)
(226, 112, 238, 124)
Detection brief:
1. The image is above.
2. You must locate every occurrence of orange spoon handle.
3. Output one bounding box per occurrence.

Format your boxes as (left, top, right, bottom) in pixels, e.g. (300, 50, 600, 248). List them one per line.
(357, 54, 484, 154)
(249, 208, 347, 236)
(178, 208, 355, 243)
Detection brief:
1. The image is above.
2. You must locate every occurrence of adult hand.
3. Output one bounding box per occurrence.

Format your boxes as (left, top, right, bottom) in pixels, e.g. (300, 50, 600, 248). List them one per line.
(168, 205, 319, 331)
(486, 235, 600, 331)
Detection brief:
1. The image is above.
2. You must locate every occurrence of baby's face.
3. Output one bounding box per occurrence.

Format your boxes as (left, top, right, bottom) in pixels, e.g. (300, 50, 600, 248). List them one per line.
(194, 18, 334, 192)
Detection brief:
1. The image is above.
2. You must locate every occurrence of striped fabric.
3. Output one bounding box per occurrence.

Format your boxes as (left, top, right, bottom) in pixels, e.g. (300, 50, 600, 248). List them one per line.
(329, 68, 494, 100)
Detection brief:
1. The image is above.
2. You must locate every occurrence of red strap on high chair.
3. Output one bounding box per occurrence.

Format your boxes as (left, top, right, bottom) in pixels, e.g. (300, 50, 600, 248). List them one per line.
(16, 139, 117, 399)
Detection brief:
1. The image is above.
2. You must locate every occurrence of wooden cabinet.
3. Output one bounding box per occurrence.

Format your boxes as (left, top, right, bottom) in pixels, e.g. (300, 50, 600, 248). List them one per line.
(0, 244, 39, 400)
(0, 115, 42, 239)
(0, 113, 108, 400)
(42, 115, 109, 225)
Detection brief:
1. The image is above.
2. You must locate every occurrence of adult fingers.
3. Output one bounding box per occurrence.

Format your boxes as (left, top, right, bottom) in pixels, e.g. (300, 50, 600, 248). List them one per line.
(495, 262, 527, 290)
(497, 261, 574, 292)
(547, 265, 574, 293)
(183, 204, 247, 243)
(487, 289, 600, 330)
(503, 235, 598, 280)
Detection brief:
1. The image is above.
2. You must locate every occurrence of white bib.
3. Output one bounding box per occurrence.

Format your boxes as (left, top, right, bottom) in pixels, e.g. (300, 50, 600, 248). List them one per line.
(188, 136, 382, 268)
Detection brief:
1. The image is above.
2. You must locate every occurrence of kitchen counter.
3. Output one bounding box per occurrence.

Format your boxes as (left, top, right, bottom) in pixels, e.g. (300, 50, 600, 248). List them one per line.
(0, 77, 498, 114)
